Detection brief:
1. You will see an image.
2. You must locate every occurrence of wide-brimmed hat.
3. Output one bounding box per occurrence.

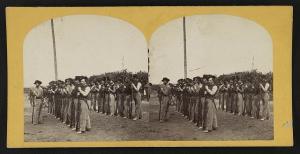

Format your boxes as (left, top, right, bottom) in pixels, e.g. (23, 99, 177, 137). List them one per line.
(34, 80, 42, 85)
(162, 77, 170, 82)
(193, 76, 201, 81)
(203, 74, 216, 80)
(65, 78, 73, 83)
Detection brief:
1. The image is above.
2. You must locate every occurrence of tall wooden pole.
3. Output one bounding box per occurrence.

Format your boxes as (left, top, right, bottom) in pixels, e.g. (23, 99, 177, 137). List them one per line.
(51, 19, 58, 81)
(148, 48, 150, 74)
(183, 16, 187, 79)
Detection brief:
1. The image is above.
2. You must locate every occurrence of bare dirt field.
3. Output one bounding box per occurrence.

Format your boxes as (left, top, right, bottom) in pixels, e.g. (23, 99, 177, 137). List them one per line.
(24, 94, 273, 142)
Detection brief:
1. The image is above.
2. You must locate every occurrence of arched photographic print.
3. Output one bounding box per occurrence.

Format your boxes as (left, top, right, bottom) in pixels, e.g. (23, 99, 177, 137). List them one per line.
(148, 15, 273, 140)
(23, 14, 274, 142)
(24, 15, 150, 141)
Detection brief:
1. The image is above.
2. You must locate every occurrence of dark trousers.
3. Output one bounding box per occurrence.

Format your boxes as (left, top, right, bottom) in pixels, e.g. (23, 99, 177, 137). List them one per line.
(182, 95, 189, 117)
(73, 98, 81, 131)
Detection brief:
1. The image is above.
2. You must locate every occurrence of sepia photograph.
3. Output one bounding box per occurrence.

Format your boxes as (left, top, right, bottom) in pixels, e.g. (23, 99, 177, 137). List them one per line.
(5, 6, 292, 147)
(24, 14, 273, 142)
(24, 15, 150, 141)
(148, 15, 273, 140)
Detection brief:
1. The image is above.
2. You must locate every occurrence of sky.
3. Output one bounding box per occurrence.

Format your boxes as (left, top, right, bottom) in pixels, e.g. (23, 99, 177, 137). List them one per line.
(23, 15, 148, 87)
(24, 14, 273, 86)
(149, 15, 273, 84)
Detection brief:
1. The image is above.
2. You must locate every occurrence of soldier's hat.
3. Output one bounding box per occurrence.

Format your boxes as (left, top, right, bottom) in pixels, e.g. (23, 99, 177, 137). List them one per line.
(177, 78, 183, 83)
(49, 80, 56, 85)
(74, 76, 82, 81)
(202, 74, 209, 80)
(65, 78, 73, 83)
(185, 78, 192, 83)
(203, 74, 216, 80)
(193, 76, 201, 81)
(208, 75, 216, 80)
(133, 74, 138, 79)
(162, 77, 170, 82)
(34, 80, 42, 85)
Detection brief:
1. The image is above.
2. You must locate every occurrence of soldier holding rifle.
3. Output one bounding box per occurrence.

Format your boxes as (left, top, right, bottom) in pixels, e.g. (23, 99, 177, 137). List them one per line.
(159, 77, 171, 122)
(30, 80, 44, 125)
(203, 75, 218, 133)
(131, 75, 143, 121)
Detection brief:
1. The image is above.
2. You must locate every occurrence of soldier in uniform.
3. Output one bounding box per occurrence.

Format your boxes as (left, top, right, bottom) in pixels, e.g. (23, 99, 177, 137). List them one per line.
(60, 81, 67, 122)
(222, 80, 229, 112)
(218, 80, 225, 111)
(116, 78, 125, 117)
(197, 76, 207, 129)
(251, 78, 261, 119)
(97, 78, 105, 113)
(232, 79, 238, 115)
(175, 79, 184, 113)
(30, 80, 44, 125)
(226, 80, 233, 113)
(131, 75, 143, 120)
(90, 81, 98, 112)
(191, 77, 201, 124)
(203, 75, 218, 133)
(185, 78, 192, 120)
(259, 77, 271, 120)
(104, 77, 111, 115)
(55, 80, 63, 120)
(159, 77, 172, 122)
(108, 80, 117, 116)
(243, 80, 252, 116)
(182, 79, 190, 119)
(47, 81, 57, 115)
(144, 81, 152, 102)
(77, 77, 92, 134)
(123, 77, 133, 119)
(65, 78, 74, 126)
(236, 80, 244, 116)
(71, 76, 81, 131)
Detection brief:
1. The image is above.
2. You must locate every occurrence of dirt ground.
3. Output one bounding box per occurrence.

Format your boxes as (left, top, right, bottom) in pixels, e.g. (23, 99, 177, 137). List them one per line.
(24, 94, 273, 142)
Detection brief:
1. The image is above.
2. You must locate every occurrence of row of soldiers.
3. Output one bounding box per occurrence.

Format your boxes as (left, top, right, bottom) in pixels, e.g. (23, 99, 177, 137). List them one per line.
(158, 74, 271, 133)
(30, 75, 145, 134)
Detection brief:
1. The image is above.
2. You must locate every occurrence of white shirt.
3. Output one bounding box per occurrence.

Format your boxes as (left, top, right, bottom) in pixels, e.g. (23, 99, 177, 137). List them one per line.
(79, 86, 91, 96)
(132, 82, 142, 92)
(205, 85, 218, 95)
(260, 83, 270, 92)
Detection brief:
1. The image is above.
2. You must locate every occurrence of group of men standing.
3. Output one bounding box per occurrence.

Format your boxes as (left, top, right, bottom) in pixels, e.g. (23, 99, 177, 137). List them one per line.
(157, 74, 271, 133)
(29, 74, 144, 134)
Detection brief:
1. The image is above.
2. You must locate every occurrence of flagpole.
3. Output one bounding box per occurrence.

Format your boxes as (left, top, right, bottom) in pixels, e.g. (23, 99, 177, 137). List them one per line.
(51, 19, 58, 81)
(183, 16, 187, 79)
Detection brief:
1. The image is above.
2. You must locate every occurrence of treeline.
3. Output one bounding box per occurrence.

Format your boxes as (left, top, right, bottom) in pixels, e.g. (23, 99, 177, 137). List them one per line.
(217, 70, 273, 84)
(24, 69, 148, 93)
(89, 69, 148, 84)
